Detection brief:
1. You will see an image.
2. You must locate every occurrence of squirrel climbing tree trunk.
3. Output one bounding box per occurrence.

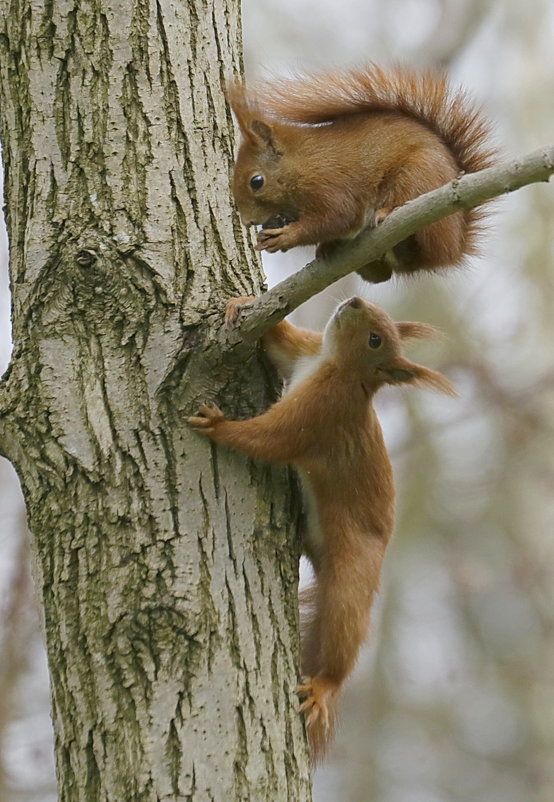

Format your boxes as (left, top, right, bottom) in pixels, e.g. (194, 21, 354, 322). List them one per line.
(0, 0, 312, 799)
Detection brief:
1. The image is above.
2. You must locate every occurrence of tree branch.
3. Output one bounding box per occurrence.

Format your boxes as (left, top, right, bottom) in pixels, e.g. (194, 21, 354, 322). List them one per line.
(221, 144, 554, 349)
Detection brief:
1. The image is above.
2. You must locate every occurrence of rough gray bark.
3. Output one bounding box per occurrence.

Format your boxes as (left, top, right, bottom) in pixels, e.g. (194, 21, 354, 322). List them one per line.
(0, 0, 312, 800)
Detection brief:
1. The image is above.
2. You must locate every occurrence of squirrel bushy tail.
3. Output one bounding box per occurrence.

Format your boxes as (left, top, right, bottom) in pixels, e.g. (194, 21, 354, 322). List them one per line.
(250, 64, 495, 175)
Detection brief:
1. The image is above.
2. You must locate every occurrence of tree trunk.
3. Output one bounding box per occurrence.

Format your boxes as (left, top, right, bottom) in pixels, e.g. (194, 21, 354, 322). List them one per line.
(0, 0, 312, 799)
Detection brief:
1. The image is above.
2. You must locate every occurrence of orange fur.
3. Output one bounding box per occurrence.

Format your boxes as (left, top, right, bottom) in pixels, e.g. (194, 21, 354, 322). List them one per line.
(188, 296, 455, 762)
(227, 64, 496, 282)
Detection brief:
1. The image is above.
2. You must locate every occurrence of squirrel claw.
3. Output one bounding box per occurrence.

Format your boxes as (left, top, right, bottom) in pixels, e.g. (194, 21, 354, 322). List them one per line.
(256, 227, 294, 253)
(296, 676, 334, 731)
(186, 404, 225, 431)
(225, 296, 255, 326)
(374, 206, 393, 225)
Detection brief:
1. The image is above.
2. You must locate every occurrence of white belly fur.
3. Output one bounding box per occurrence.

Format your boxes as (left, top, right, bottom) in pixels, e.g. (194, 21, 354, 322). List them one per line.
(286, 352, 326, 393)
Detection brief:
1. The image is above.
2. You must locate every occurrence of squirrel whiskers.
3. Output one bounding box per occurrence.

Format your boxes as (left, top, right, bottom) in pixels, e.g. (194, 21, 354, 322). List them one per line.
(188, 296, 455, 762)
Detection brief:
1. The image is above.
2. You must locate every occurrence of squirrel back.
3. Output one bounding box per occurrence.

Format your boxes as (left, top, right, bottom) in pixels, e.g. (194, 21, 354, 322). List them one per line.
(228, 64, 496, 282)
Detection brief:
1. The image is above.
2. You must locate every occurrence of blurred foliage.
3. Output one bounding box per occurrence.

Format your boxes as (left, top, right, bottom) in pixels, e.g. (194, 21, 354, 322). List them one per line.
(1, 0, 554, 800)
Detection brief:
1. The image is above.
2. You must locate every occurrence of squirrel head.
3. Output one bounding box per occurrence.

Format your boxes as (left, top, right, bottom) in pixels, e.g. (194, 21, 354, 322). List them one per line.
(228, 83, 301, 227)
(322, 297, 456, 396)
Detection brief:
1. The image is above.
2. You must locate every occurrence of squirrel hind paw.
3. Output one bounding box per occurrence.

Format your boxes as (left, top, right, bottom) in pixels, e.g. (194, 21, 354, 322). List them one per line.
(225, 296, 255, 326)
(374, 206, 393, 225)
(297, 676, 337, 730)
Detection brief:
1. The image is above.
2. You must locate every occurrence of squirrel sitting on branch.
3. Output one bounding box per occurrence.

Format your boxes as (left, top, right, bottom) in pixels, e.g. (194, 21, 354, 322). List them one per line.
(228, 64, 495, 283)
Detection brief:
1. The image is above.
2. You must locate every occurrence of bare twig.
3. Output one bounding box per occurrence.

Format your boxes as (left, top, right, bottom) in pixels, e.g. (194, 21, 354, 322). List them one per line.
(221, 144, 554, 349)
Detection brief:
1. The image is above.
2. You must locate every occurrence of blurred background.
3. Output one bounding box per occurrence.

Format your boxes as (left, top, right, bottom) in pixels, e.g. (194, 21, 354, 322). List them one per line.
(1, 0, 553, 800)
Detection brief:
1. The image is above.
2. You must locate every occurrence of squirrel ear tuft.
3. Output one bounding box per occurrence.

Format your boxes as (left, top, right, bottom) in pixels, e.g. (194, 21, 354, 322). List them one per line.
(396, 321, 438, 341)
(412, 364, 457, 396)
(226, 81, 282, 154)
(226, 82, 262, 147)
(379, 357, 456, 396)
(249, 119, 281, 156)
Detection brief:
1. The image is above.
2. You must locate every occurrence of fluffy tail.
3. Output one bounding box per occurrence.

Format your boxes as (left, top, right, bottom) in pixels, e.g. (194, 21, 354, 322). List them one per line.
(248, 64, 495, 175)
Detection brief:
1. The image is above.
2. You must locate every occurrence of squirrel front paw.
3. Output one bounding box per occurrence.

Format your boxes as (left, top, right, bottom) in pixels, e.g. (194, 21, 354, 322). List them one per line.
(297, 675, 338, 730)
(256, 226, 297, 253)
(186, 404, 226, 433)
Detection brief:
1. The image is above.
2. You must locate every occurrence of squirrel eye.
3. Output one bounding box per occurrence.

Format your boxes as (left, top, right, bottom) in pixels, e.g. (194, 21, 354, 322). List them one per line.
(249, 174, 264, 190)
(368, 332, 382, 349)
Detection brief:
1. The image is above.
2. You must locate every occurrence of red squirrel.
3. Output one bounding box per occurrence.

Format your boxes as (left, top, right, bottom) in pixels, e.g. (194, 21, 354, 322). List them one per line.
(187, 296, 455, 761)
(228, 64, 495, 282)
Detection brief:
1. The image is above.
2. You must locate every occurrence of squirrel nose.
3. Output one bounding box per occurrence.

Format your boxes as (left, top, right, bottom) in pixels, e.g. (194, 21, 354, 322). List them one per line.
(347, 296, 362, 309)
